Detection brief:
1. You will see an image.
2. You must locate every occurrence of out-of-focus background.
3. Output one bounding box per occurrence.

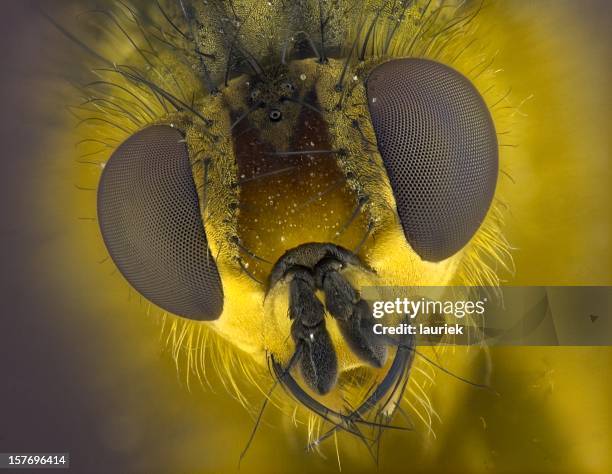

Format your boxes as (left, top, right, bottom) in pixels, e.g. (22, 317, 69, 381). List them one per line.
(0, 1, 609, 473)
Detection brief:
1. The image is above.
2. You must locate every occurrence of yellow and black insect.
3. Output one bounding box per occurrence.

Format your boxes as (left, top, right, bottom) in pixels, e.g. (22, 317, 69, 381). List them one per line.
(54, 0, 512, 458)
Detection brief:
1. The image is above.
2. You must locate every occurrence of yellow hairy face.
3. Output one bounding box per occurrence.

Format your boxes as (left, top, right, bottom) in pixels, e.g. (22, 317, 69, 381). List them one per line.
(187, 57, 463, 367)
(66, 0, 513, 445)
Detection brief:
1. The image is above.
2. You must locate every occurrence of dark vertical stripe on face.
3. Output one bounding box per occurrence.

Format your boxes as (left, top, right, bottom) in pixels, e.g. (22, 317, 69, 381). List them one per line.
(230, 90, 367, 281)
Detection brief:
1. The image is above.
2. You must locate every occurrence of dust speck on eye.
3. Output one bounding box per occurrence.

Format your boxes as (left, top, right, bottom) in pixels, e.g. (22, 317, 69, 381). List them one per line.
(300, 74, 307, 81)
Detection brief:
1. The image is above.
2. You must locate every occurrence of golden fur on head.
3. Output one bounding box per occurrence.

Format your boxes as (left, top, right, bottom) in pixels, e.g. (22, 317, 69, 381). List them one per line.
(69, 0, 517, 452)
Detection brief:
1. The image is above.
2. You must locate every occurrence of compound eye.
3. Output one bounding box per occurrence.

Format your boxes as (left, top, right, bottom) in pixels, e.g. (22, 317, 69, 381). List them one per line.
(367, 58, 498, 262)
(97, 125, 223, 320)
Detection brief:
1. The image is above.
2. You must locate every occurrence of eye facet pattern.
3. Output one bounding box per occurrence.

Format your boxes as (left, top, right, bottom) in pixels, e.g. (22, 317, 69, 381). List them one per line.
(97, 125, 223, 320)
(367, 58, 498, 262)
